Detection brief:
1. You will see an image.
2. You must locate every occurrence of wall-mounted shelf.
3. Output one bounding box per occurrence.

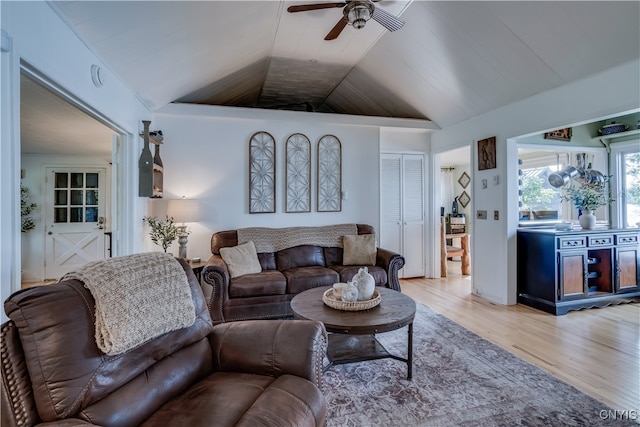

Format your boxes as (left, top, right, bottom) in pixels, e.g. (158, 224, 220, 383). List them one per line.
(140, 133, 164, 146)
(591, 128, 640, 143)
(138, 121, 164, 198)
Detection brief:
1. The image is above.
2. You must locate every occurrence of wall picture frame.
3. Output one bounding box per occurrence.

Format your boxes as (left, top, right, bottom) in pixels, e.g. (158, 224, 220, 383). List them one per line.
(544, 128, 572, 141)
(458, 171, 470, 189)
(285, 133, 311, 213)
(458, 191, 470, 208)
(477, 136, 496, 171)
(317, 135, 342, 212)
(249, 131, 276, 213)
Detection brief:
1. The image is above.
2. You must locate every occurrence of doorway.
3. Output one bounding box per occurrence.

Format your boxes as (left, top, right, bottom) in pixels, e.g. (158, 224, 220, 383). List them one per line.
(43, 168, 108, 279)
(438, 146, 472, 279)
(20, 69, 120, 284)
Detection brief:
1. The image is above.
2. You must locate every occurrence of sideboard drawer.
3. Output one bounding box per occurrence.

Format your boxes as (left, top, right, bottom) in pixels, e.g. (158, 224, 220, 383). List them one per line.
(558, 236, 586, 249)
(588, 235, 614, 247)
(616, 233, 639, 245)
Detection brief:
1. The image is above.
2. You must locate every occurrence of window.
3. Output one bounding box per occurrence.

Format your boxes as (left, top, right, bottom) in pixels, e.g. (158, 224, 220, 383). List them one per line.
(620, 148, 640, 227)
(53, 172, 99, 223)
(518, 152, 568, 222)
(518, 149, 607, 224)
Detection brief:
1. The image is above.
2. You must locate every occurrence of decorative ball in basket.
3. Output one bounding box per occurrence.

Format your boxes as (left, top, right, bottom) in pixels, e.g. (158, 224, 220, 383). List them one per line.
(354, 267, 375, 301)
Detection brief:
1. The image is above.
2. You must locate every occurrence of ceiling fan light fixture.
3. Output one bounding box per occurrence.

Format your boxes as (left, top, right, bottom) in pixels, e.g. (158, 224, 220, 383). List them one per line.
(346, 2, 374, 29)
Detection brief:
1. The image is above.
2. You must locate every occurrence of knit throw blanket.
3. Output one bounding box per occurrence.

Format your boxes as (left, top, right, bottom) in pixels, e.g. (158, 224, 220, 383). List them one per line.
(61, 252, 196, 356)
(237, 223, 358, 253)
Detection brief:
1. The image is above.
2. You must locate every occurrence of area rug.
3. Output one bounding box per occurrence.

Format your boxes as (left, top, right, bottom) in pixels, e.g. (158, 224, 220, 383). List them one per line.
(322, 302, 637, 426)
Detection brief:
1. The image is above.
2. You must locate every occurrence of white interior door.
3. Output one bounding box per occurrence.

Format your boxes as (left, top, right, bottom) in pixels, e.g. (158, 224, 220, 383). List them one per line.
(44, 168, 107, 279)
(380, 154, 403, 254)
(402, 155, 425, 278)
(380, 153, 425, 278)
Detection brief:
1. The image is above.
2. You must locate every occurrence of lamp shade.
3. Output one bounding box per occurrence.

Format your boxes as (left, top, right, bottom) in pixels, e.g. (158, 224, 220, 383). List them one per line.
(167, 198, 200, 223)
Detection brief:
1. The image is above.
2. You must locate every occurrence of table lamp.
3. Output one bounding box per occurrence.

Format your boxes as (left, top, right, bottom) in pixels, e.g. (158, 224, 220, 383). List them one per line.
(167, 197, 200, 259)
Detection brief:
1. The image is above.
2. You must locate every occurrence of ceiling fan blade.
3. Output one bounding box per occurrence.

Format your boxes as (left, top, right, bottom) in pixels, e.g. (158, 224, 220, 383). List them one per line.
(287, 2, 346, 13)
(371, 7, 405, 32)
(325, 17, 348, 40)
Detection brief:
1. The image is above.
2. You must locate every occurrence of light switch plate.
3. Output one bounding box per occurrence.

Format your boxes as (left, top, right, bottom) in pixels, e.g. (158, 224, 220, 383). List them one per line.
(481, 179, 488, 189)
(477, 210, 487, 219)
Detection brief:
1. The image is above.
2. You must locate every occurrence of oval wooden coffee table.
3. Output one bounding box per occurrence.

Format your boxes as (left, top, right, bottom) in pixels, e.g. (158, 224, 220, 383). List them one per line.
(291, 286, 416, 380)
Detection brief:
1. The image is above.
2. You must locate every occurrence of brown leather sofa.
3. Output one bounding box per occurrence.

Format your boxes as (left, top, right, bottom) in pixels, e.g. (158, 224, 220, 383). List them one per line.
(202, 224, 405, 323)
(1, 259, 328, 427)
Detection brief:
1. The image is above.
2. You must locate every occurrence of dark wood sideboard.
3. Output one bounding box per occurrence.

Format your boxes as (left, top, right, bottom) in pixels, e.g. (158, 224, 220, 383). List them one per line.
(517, 227, 640, 315)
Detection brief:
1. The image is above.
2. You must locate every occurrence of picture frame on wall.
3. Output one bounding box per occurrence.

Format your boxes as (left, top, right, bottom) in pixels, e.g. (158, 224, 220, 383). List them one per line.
(458, 171, 470, 189)
(544, 128, 572, 141)
(285, 133, 311, 213)
(458, 191, 470, 208)
(477, 136, 496, 171)
(249, 131, 276, 213)
(317, 135, 342, 212)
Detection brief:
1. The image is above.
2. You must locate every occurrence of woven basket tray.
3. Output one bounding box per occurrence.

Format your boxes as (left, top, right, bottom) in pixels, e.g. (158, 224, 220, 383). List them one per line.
(322, 289, 381, 311)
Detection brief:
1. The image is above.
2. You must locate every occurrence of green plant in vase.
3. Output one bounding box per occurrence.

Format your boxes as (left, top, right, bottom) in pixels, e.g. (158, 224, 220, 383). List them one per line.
(560, 176, 614, 229)
(21, 184, 37, 233)
(143, 215, 179, 252)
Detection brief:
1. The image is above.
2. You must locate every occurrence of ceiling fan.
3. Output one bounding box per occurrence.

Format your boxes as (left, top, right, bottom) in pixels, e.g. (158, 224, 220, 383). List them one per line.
(287, 0, 405, 41)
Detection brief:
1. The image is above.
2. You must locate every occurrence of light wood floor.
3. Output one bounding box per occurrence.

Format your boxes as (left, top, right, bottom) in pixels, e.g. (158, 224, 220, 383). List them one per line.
(401, 263, 640, 413)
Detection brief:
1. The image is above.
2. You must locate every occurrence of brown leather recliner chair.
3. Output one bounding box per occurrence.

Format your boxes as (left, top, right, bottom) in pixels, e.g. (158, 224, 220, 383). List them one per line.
(1, 259, 328, 427)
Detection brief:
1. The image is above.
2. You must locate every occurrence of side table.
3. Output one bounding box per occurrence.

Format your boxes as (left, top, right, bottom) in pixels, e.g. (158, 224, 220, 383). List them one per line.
(188, 260, 206, 282)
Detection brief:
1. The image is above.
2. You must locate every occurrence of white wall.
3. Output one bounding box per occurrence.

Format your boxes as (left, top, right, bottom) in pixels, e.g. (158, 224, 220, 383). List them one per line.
(431, 60, 640, 305)
(380, 127, 430, 152)
(1, 2, 149, 317)
(153, 104, 431, 262)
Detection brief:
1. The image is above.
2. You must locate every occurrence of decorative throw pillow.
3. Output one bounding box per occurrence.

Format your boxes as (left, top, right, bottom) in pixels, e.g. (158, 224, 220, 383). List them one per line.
(343, 234, 376, 266)
(219, 241, 262, 278)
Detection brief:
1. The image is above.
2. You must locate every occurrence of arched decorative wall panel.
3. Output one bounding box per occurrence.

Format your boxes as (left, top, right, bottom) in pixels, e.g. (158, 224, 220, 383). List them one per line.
(249, 131, 276, 213)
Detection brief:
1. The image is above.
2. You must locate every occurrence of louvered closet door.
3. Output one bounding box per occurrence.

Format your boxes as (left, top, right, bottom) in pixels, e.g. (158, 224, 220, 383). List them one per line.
(381, 154, 403, 255)
(402, 155, 425, 277)
(380, 153, 425, 278)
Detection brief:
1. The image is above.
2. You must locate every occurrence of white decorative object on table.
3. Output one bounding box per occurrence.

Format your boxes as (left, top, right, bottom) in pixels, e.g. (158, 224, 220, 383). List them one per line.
(332, 283, 347, 300)
(579, 211, 597, 229)
(354, 267, 375, 300)
(341, 280, 359, 302)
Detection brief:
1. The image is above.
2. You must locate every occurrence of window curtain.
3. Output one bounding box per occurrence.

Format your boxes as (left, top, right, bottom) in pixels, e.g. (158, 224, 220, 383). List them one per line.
(440, 168, 455, 215)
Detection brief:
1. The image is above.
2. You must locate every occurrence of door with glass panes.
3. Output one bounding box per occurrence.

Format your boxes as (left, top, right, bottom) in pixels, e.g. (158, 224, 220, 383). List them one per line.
(44, 168, 107, 279)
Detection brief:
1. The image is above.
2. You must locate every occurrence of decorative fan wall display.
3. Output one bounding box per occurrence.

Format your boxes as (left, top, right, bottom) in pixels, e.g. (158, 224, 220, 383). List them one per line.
(287, 0, 404, 40)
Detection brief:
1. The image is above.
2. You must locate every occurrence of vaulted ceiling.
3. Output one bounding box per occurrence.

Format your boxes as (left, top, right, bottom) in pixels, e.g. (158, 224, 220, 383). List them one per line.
(20, 1, 640, 155)
(50, 0, 639, 128)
